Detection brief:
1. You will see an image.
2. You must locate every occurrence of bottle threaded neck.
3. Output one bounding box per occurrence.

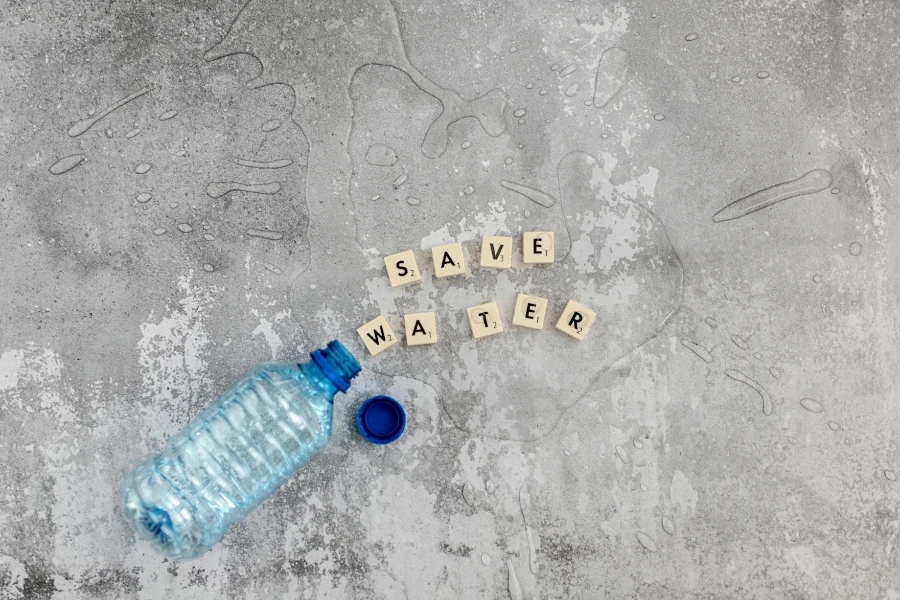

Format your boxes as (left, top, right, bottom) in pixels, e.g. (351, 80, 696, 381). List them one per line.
(310, 340, 361, 393)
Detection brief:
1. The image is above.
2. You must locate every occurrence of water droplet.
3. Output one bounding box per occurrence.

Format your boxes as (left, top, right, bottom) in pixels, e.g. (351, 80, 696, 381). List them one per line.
(523, 209, 531, 217)
(559, 64, 578, 77)
(564, 82, 580, 97)
(831, 187, 840, 194)
(159, 109, 178, 121)
(481, 553, 491, 566)
(593, 47, 629, 108)
(263, 262, 283, 275)
(589, 120, 596, 126)
(769, 366, 781, 378)
(730, 335, 749, 350)
(800, 398, 824, 413)
(67, 86, 150, 137)
(517, 118, 525, 124)
(203, 233, 215, 241)
(685, 33, 699, 41)
(615, 444, 628, 463)
(232, 157, 293, 169)
(756, 71, 770, 79)
(206, 182, 281, 198)
(640, 483, 648, 492)
(539, 89, 547, 96)
(462, 482, 475, 506)
(136, 193, 152, 203)
(525, 82, 534, 89)
(712, 169, 833, 222)
(828, 421, 839, 431)
(724, 369, 773, 415)
(486, 480, 496, 495)
(513, 108, 526, 118)
(551, 63, 559, 71)
(653, 113, 665, 121)
(174, 150, 187, 157)
(849, 242, 862, 256)
(246, 229, 284, 240)
(365, 144, 399, 167)
(633, 439, 643, 449)
(135, 162, 152, 174)
(203, 263, 215, 272)
(177, 223, 193, 233)
(49, 154, 85, 175)
(600, 132, 609, 139)
(680, 339, 713, 363)
(731, 76, 742, 83)
(153, 227, 167, 236)
(509, 46, 517, 53)
(500, 180, 556, 207)
(370, 194, 380, 201)
(650, 12, 657, 18)
(563, 449, 571, 456)
(662, 516, 675, 535)
(169, 202, 178, 209)
(393, 174, 408, 188)
(463, 185, 475, 195)
(788, 436, 797, 444)
(507, 560, 524, 600)
(505, 157, 513, 165)
(705, 316, 719, 328)
(406, 196, 421, 206)
(885, 470, 897, 481)
(125, 128, 141, 139)
(754, 352, 762, 360)
(261, 119, 281, 132)
(461, 140, 471, 149)
(636, 531, 658, 552)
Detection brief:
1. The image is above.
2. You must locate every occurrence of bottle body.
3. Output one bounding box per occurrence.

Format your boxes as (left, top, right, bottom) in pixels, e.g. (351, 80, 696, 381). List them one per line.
(121, 342, 360, 560)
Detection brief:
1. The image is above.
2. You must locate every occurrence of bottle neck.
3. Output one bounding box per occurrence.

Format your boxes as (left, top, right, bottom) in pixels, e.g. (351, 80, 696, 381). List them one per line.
(308, 340, 361, 397)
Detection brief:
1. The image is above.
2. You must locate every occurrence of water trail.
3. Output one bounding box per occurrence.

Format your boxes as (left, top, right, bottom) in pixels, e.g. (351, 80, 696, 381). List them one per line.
(724, 369, 773, 415)
(636, 531, 658, 552)
(365, 144, 399, 167)
(231, 157, 294, 169)
(49, 154, 85, 175)
(506, 560, 523, 600)
(125, 128, 141, 139)
(712, 169, 833, 222)
(799, 398, 824, 413)
(462, 482, 475, 506)
(662, 516, 675, 535)
(680, 339, 713, 363)
(500, 180, 556, 208)
(593, 47, 629, 108)
(206, 182, 281, 198)
(558, 64, 578, 77)
(705, 316, 719, 328)
(615, 444, 628, 463)
(159, 109, 178, 121)
(730, 335, 749, 350)
(246, 229, 284, 240)
(518, 486, 538, 575)
(393, 174, 408, 188)
(67, 86, 150, 137)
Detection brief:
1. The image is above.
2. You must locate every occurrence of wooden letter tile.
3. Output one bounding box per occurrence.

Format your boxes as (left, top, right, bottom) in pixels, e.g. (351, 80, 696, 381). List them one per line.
(523, 231, 554, 264)
(384, 250, 421, 287)
(467, 302, 504, 339)
(512, 294, 548, 330)
(404, 311, 437, 346)
(432, 242, 467, 278)
(480, 235, 513, 269)
(555, 300, 596, 341)
(357, 315, 399, 355)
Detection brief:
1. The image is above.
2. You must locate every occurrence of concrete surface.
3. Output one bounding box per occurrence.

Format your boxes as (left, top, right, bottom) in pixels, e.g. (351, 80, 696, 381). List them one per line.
(2, 0, 899, 597)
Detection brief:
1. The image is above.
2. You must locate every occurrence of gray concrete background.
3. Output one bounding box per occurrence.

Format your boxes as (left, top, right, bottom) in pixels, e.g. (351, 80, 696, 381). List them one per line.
(2, 0, 899, 598)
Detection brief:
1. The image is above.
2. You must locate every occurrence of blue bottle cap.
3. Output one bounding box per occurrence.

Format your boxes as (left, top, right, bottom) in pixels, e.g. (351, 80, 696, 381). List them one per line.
(356, 396, 406, 445)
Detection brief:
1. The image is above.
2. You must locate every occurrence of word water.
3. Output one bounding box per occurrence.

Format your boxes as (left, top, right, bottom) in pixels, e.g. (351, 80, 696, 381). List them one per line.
(357, 234, 596, 356)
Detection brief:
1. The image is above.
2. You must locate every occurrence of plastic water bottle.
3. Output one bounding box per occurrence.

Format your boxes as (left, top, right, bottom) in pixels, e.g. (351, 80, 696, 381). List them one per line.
(121, 340, 361, 560)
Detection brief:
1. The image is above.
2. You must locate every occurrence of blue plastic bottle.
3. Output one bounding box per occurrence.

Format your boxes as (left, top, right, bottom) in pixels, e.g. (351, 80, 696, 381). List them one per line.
(121, 341, 361, 560)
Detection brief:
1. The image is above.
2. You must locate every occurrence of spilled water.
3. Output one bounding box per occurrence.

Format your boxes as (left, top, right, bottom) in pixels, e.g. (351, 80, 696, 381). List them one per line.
(67, 86, 150, 137)
(724, 369, 773, 415)
(206, 182, 281, 198)
(593, 47, 629, 108)
(713, 169, 833, 222)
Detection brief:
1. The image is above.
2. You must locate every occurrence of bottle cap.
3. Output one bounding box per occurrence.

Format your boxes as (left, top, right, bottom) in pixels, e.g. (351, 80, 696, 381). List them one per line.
(356, 396, 406, 445)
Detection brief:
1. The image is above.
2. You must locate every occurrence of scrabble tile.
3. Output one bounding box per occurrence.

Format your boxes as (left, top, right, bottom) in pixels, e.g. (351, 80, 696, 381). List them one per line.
(404, 311, 437, 346)
(384, 250, 421, 287)
(555, 300, 596, 341)
(432, 242, 467, 278)
(523, 231, 554, 264)
(357, 315, 399, 355)
(480, 235, 513, 269)
(512, 294, 548, 330)
(467, 302, 504, 339)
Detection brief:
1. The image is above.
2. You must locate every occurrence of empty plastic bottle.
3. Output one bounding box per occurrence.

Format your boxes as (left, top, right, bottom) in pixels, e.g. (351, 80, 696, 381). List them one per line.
(121, 340, 361, 560)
